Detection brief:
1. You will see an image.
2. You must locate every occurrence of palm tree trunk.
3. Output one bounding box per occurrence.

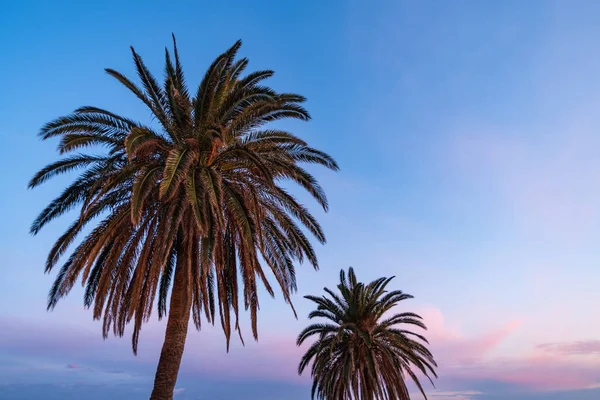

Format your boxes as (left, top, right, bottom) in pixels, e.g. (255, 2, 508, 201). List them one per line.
(149, 245, 191, 400)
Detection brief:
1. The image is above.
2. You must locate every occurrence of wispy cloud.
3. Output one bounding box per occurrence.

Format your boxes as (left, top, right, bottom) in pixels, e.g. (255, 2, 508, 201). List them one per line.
(173, 387, 185, 396)
(537, 340, 600, 355)
(427, 390, 482, 400)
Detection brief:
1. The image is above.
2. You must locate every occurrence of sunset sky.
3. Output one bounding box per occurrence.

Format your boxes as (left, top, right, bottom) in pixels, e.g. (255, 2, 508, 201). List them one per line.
(2, 1, 600, 399)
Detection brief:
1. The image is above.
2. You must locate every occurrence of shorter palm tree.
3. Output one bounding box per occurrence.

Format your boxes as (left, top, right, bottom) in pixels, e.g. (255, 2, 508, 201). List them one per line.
(297, 267, 437, 400)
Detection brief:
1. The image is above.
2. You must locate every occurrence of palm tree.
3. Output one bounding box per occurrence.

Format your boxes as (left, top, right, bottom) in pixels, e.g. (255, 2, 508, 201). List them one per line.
(297, 268, 437, 400)
(29, 35, 338, 400)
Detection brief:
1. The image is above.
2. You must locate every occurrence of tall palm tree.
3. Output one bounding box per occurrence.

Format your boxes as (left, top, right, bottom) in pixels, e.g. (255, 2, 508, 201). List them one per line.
(29, 35, 338, 400)
(297, 268, 437, 400)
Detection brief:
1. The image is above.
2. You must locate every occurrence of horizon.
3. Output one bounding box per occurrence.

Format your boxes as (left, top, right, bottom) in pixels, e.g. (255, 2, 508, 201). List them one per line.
(2, 1, 600, 399)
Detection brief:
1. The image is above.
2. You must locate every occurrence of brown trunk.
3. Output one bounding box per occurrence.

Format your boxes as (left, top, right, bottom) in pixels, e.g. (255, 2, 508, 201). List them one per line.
(149, 245, 191, 400)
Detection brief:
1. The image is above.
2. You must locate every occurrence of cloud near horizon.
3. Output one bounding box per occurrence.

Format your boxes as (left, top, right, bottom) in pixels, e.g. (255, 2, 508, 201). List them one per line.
(418, 307, 600, 393)
(4, 307, 599, 396)
(173, 387, 185, 396)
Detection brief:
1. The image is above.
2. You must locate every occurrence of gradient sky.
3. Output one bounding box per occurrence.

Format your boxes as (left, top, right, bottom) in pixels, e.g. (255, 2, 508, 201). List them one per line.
(2, 1, 600, 399)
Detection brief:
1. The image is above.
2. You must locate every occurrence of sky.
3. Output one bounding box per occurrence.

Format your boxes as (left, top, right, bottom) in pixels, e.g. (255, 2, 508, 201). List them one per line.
(1, 0, 600, 399)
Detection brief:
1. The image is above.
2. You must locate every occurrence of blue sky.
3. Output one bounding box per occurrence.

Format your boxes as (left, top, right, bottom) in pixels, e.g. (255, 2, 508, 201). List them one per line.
(2, 1, 600, 399)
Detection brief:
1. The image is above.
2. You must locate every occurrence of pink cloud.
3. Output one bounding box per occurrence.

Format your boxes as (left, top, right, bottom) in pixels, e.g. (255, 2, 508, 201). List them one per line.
(66, 364, 79, 369)
(416, 307, 600, 393)
(417, 306, 522, 365)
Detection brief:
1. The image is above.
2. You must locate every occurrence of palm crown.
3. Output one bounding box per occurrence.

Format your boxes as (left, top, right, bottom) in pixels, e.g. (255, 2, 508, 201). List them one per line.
(297, 268, 437, 400)
(30, 36, 338, 399)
